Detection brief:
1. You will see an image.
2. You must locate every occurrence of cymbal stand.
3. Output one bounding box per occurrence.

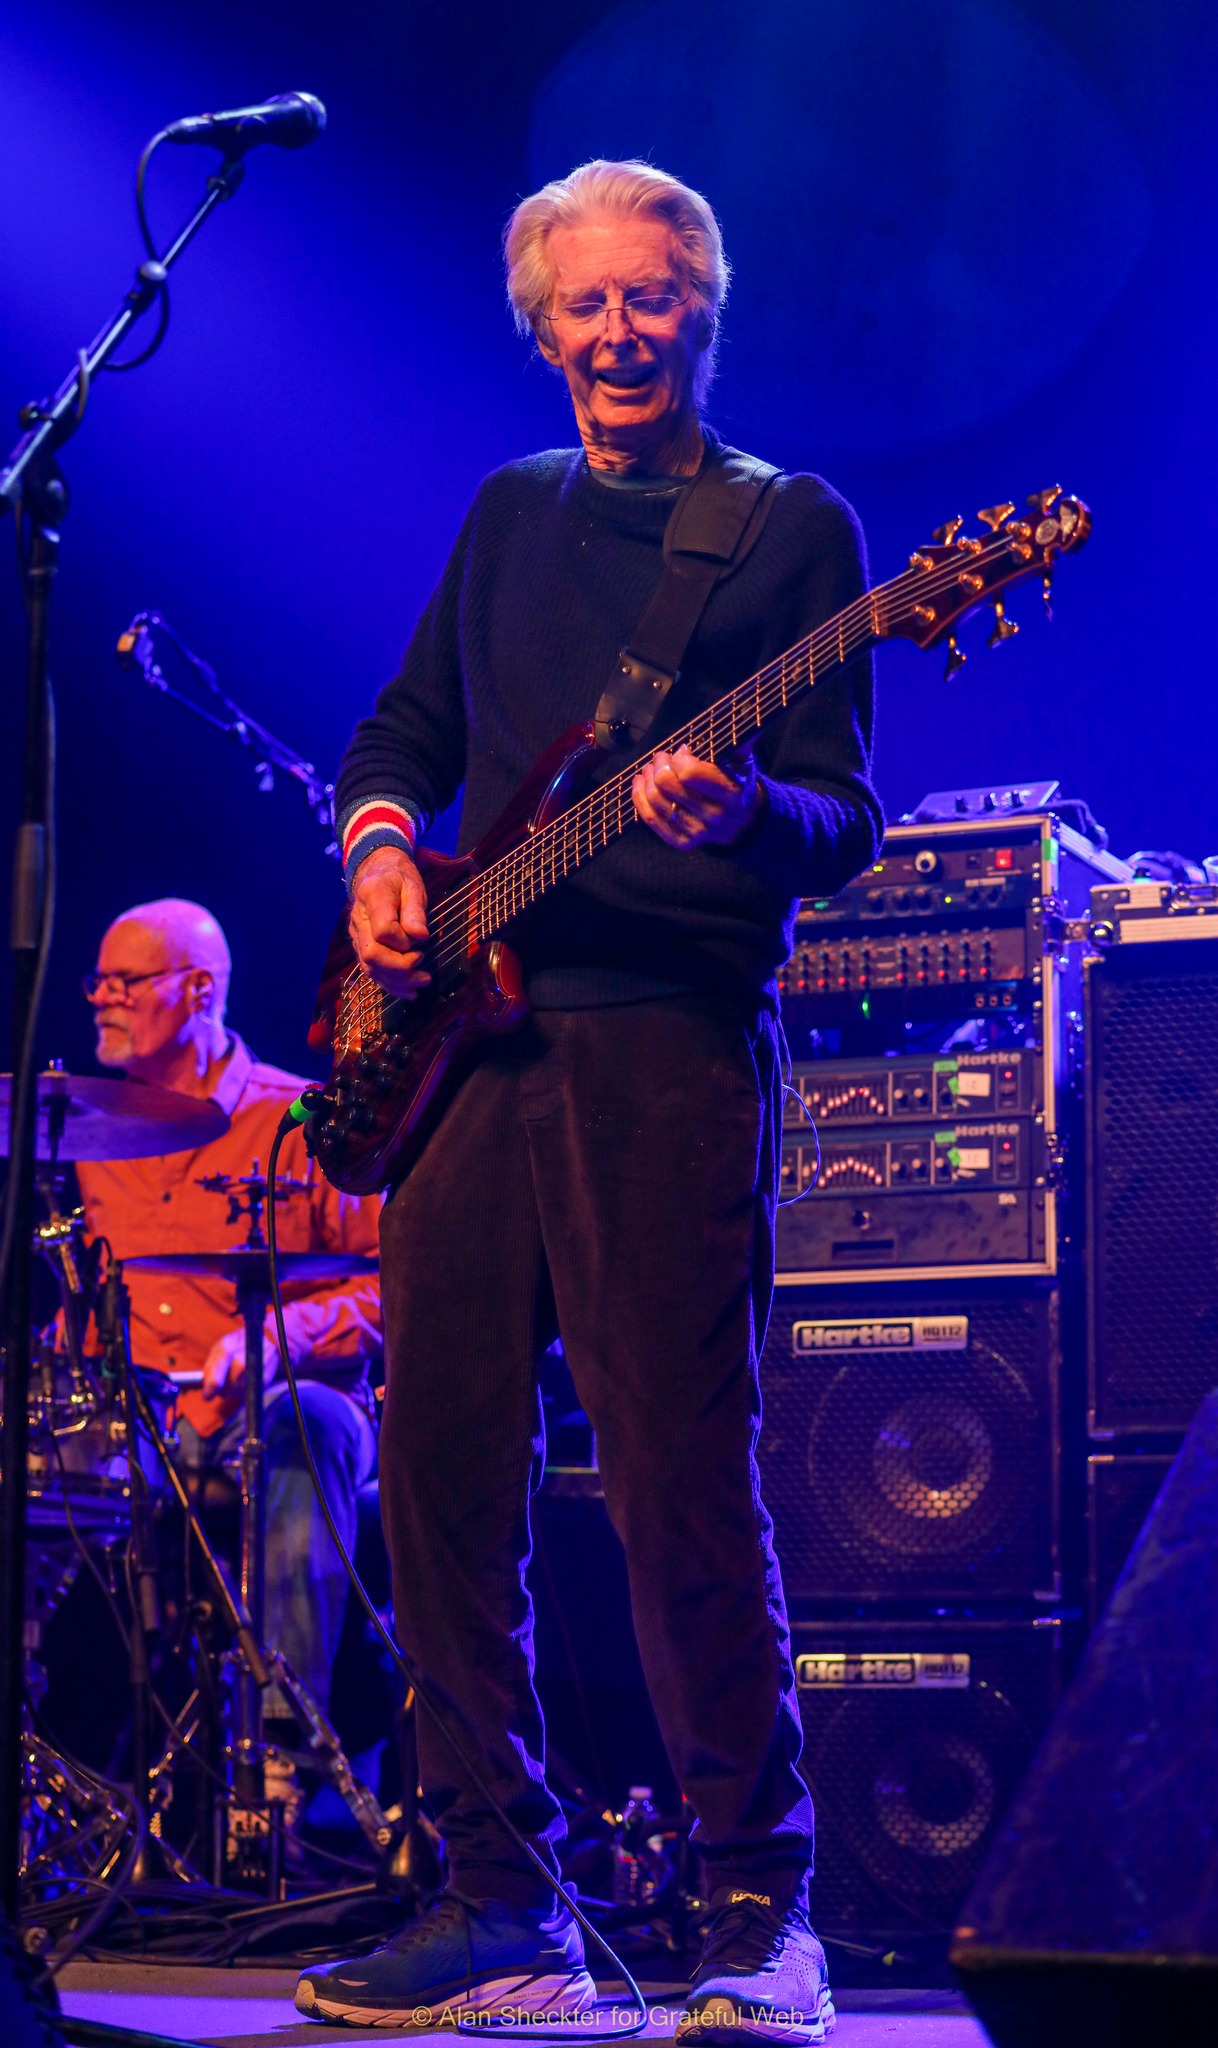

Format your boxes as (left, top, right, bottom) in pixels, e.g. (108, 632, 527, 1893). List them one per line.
(195, 1166, 308, 1872)
(93, 1263, 161, 1878)
(33, 1133, 92, 1390)
(109, 1220, 394, 1893)
(196, 1169, 403, 1886)
(94, 1264, 273, 1858)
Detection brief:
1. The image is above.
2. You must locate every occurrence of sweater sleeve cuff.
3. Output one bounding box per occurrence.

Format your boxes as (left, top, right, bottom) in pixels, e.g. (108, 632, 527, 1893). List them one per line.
(730, 773, 862, 896)
(338, 795, 424, 887)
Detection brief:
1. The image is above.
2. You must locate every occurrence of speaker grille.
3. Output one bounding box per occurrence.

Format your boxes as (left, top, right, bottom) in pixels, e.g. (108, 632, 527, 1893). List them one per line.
(1088, 944, 1218, 1431)
(796, 1621, 1058, 1935)
(759, 1286, 1059, 1600)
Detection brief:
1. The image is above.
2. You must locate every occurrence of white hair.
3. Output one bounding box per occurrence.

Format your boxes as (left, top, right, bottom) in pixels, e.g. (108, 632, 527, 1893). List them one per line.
(504, 159, 731, 404)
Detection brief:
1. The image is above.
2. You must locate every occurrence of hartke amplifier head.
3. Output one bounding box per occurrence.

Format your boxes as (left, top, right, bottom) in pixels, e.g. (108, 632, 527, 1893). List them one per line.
(795, 1619, 1059, 1936)
(1086, 938, 1218, 1433)
(758, 1285, 1060, 1602)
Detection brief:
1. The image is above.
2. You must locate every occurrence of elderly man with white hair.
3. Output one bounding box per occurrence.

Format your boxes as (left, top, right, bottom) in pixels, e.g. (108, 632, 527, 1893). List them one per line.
(78, 897, 381, 1746)
(296, 161, 881, 2040)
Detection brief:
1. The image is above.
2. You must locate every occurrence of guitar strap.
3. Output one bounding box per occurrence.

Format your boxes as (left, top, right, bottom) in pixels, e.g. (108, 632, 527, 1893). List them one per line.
(592, 447, 781, 752)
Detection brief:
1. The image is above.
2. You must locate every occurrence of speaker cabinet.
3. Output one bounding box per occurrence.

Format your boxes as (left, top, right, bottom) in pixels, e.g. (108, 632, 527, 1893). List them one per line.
(1086, 938, 1218, 1434)
(759, 1284, 1060, 1602)
(794, 1618, 1059, 1936)
(1086, 1453, 1172, 1628)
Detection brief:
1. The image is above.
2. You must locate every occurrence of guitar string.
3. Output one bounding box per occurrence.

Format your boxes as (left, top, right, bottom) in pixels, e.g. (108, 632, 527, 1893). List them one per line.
(337, 529, 1034, 1031)
(428, 527, 1035, 958)
(335, 526, 1052, 1033)
(428, 595, 885, 958)
(334, 528, 1030, 1037)
(423, 529, 1029, 974)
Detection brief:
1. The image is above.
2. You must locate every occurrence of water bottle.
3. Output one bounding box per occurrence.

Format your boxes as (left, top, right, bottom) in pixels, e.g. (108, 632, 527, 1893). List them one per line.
(612, 1784, 660, 1906)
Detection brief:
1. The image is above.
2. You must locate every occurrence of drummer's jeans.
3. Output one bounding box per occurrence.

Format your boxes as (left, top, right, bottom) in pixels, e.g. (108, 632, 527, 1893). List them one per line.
(376, 996, 814, 1912)
(175, 1382, 376, 1712)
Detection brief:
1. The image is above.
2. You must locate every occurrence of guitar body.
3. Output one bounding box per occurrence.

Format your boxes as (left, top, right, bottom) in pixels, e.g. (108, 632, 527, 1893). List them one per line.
(305, 723, 603, 1195)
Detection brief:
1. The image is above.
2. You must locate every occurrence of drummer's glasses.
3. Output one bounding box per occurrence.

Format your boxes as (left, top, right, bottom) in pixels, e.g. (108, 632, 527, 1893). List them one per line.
(82, 967, 198, 1003)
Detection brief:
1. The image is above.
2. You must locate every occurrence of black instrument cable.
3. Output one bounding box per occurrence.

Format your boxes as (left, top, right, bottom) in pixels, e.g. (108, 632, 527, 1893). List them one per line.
(265, 1103, 648, 2037)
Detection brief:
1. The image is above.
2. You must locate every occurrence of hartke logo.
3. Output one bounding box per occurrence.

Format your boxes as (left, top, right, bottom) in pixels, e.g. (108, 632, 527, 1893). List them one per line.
(795, 1652, 971, 1690)
(792, 1316, 968, 1355)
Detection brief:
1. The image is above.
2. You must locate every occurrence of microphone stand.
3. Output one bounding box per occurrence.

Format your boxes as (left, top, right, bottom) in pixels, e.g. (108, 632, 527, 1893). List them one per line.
(0, 144, 250, 1923)
(117, 612, 340, 855)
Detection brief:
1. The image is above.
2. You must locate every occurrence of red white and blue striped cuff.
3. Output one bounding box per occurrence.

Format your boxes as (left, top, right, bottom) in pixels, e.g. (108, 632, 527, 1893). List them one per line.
(338, 796, 419, 884)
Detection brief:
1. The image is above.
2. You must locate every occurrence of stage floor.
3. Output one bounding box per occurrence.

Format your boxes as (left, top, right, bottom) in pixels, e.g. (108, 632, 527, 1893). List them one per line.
(58, 1961, 994, 2044)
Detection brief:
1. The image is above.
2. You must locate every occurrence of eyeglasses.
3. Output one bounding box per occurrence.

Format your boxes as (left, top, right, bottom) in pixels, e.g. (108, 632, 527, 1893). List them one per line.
(545, 287, 692, 330)
(82, 967, 199, 1003)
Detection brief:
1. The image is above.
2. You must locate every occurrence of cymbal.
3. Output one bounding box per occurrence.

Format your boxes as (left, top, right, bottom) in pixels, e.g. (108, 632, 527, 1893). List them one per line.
(1, 1069, 230, 1162)
(125, 1249, 377, 1284)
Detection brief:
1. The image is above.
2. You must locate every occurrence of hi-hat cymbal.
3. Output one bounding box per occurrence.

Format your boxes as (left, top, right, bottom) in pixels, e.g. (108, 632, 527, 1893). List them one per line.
(125, 1249, 377, 1283)
(0, 1069, 230, 1161)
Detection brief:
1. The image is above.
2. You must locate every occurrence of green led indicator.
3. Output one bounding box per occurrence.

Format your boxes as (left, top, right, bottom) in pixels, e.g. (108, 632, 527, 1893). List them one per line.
(860, 995, 871, 1019)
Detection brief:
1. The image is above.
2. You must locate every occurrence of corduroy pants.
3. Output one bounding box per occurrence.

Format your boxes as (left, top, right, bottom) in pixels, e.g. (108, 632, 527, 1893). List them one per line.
(377, 995, 814, 1908)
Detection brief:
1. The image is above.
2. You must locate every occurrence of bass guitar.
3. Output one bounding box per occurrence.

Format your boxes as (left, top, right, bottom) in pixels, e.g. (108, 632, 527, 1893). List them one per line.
(305, 488, 1090, 1195)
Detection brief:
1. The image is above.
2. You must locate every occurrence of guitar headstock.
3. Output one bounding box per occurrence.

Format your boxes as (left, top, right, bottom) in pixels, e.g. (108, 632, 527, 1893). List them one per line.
(884, 488, 1091, 662)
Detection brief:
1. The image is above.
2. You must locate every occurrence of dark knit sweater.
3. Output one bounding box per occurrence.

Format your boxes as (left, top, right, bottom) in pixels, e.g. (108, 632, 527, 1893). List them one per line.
(335, 442, 883, 1007)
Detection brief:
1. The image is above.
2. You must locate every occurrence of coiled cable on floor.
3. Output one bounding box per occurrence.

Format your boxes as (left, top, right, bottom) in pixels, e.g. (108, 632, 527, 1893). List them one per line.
(265, 1108, 648, 2037)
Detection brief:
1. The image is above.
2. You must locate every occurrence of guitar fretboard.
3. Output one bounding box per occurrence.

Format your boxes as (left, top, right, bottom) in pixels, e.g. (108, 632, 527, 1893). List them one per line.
(423, 563, 916, 979)
(336, 522, 1025, 1032)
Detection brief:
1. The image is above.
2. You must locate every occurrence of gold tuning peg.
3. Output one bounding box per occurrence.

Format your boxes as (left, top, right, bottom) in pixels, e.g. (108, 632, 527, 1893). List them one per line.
(1026, 486, 1061, 515)
(988, 600, 1019, 648)
(1042, 574, 1054, 621)
(931, 515, 964, 547)
(944, 633, 967, 679)
(977, 502, 1015, 533)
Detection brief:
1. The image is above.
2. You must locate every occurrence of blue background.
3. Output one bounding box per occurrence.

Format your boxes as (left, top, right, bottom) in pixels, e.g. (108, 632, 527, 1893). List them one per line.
(1, 0, 1214, 1076)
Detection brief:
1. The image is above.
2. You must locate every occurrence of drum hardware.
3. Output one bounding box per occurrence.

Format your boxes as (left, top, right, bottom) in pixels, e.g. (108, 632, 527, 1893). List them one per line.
(93, 1262, 161, 1882)
(32, 1170, 94, 1386)
(98, 1267, 275, 1889)
(145, 1162, 310, 1880)
(20, 1733, 133, 1906)
(5, 1095, 386, 1906)
(126, 1187, 381, 1895)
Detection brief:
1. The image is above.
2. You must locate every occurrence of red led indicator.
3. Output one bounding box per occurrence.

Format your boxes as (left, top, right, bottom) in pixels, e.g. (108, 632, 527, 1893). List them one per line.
(995, 848, 1014, 870)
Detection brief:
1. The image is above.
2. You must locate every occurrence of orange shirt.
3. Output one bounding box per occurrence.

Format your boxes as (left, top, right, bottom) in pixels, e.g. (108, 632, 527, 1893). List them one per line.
(76, 1035, 381, 1438)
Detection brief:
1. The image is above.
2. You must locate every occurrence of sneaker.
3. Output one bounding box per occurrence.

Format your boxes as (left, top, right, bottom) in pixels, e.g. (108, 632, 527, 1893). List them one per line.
(676, 1886, 835, 2045)
(294, 1888, 597, 2027)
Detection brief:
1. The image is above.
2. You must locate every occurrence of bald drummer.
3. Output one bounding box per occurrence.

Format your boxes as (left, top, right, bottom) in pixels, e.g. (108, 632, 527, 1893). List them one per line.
(78, 897, 382, 1729)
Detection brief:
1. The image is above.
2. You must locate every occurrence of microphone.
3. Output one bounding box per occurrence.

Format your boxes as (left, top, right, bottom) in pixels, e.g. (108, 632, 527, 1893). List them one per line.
(162, 92, 326, 154)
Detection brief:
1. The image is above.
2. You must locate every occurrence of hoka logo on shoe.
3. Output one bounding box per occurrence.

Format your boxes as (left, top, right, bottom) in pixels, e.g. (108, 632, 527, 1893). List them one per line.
(727, 1891, 772, 1906)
